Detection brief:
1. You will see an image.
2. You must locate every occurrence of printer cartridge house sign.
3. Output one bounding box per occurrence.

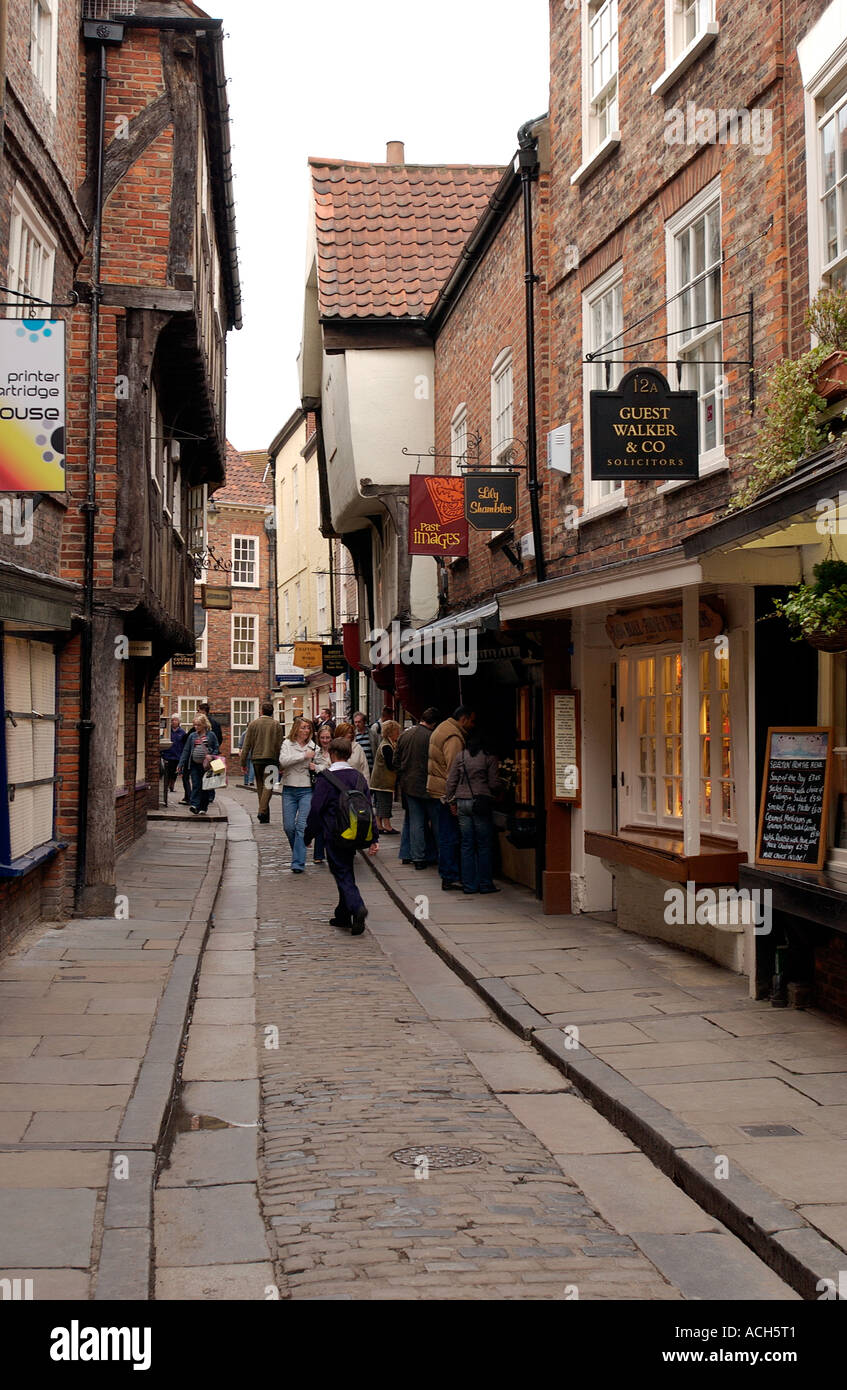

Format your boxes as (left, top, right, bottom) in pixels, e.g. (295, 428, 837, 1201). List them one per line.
(590, 367, 699, 481)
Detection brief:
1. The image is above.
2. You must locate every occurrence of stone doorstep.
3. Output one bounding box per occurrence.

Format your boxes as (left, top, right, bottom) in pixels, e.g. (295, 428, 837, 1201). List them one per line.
(363, 849, 847, 1302)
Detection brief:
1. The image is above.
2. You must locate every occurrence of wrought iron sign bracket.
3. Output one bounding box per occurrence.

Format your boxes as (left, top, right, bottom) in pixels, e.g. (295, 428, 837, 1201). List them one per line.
(402, 432, 531, 474)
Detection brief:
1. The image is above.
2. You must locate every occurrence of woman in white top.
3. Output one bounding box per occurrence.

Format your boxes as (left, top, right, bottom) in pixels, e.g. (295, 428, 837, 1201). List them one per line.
(278, 717, 316, 873)
(334, 721, 370, 782)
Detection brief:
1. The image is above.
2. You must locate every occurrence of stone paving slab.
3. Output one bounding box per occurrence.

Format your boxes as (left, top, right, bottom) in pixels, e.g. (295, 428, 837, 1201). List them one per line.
(364, 827, 847, 1298)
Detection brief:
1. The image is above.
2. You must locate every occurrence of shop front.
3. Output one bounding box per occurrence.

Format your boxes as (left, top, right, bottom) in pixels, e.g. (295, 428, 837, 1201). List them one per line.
(500, 552, 756, 975)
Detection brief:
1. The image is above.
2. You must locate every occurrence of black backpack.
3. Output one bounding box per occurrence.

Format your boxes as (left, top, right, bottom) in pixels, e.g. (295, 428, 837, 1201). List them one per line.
(321, 769, 375, 848)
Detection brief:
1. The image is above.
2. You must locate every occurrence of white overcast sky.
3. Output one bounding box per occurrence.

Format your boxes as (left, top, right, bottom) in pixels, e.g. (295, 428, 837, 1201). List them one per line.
(213, 0, 550, 453)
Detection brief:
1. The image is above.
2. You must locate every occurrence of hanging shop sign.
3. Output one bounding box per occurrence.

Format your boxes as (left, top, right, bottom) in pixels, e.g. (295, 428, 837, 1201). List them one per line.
(755, 727, 833, 871)
(172, 652, 197, 670)
(605, 600, 723, 649)
(548, 690, 581, 806)
(463, 472, 519, 531)
(293, 641, 323, 669)
(127, 641, 153, 658)
(200, 584, 232, 610)
(590, 367, 698, 481)
(0, 319, 66, 492)
(408, 475, 468, 556)
(322, 643, 346, 675)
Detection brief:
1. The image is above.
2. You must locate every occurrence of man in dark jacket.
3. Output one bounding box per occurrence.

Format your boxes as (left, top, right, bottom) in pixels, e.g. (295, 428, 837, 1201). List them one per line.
(395, 707, 440, 870)
(304, 736, 379, 935)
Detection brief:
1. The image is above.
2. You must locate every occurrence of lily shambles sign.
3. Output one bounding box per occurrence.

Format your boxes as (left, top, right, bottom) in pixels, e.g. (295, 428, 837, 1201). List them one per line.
(463, 472, 519, 531)
(590, 367, 698, 481)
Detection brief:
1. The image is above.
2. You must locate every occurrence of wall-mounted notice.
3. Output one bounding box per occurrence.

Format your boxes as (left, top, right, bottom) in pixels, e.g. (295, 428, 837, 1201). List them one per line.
(550, 690, 581, 806)
(755, 727, 833, 870)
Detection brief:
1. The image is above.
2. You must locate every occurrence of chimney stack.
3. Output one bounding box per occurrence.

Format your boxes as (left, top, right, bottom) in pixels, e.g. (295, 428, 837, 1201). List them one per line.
(386, 140, 405, 164)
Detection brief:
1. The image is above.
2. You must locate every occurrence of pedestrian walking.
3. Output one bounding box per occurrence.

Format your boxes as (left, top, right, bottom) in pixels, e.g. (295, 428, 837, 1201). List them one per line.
(427, 706, 476, 891)
(278, 716, 316, 873)
(240, 701, 284, 823)
(304, 735, 379, 935)
(310, 722, 335, 863)
(370, 719, 401, 833)
(445, 732, 502, 894)
(164, 713, 188, 793)
(314, 705, 335, 738)
(352, 711, 375, 773)
(336, 720, 371, 782)
(238, 729, 256, 787)
(177, 714, 220, 815)
(395, 707, 441, 869)
(369, 703, 394, 762)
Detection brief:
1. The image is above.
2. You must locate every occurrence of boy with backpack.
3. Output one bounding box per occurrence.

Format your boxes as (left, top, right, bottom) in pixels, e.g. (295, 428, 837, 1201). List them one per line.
(304, 736, 379, 935)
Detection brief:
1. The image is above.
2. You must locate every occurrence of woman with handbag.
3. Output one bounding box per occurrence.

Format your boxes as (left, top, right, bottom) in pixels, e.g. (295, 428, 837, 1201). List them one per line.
(177, 714, 220, 816)
(278, 716, 316, 873)
(444, 733, 502, 894)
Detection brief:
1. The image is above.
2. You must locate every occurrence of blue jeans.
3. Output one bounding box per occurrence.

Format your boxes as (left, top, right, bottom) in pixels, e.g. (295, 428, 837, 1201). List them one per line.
(283, 786, 312, 870)
(437, 800, 460, 883)
(457, 799, 495, 892)
(243, 754, 255, 788)
(407, 794, 439, 864)
(187, 762, 210, 813)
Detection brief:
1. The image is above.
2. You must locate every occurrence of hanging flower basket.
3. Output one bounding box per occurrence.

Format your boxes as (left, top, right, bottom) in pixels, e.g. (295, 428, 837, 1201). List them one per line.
(814, 349, 847, 403)
(770, 560, 847, 652)
(806, 626, 847, 652)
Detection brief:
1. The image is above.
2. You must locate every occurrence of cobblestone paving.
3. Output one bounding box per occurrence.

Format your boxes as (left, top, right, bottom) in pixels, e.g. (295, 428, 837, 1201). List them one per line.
(255, 833, 681, 1300)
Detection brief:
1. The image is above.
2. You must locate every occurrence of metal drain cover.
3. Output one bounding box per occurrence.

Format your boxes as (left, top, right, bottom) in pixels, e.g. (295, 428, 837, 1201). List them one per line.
(740, 1124, 801, 1138)
(392, 1145, 483, 1169)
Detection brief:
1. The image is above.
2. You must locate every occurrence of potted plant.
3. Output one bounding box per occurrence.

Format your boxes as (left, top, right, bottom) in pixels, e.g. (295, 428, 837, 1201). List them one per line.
(771, 558, 847, 651)
(806, 287, 847, 403)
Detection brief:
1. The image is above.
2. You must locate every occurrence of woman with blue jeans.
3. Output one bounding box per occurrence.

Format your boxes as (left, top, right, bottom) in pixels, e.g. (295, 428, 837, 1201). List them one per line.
(444, 734, 502, 894)
(177, 714, 220, 815)
(278, 717, 316, 874)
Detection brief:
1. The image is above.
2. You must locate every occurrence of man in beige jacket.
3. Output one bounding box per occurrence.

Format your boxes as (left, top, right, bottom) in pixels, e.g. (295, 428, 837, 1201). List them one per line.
(240, 702, 285, 823)
(427, 706, 475, 889)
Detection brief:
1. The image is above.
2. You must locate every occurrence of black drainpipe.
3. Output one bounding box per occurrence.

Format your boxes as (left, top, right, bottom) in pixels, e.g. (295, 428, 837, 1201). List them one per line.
(75, 28, 120, 906)
(516, 117, 546, 584)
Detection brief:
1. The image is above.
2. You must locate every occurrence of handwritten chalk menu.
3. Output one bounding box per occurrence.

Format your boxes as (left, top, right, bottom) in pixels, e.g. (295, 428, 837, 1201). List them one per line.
(550, 691, 581, 806)
(755, 728, 833, 870)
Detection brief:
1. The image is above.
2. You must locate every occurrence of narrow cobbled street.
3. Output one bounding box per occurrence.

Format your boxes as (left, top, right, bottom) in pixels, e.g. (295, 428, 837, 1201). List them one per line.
(151, 791, 798, 1301)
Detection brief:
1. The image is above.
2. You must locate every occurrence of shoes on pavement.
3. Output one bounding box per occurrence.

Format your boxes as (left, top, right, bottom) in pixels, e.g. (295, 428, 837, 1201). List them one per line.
(257, 814, 269, 824)
(314, 858, 325, 864)
(413, 861, 428, 870)
(178, 800, 190, 806)
(478, 886, 501, 894)
(351, 909, 367, 936)
(189, 806, 199, 815)
(292, 867, 304, 874)
(401, 858, 413, 865)
(462, 888, 477, 894)
(441, 880, 462, 891)
(330, 916, 350, 928)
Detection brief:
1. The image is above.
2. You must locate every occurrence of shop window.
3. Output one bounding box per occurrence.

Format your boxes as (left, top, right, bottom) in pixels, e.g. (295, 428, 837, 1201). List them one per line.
(231, 698, 258, 749)
(135, 686, 147, 785)
(29, 0, 57, 107)
(2, 637, 57, 865)
(621, 641, 735, 834)
(7, 185, 56, 314)
(666, 182, 725, 469)
(583, 265, 624, 512)
(818, 72, 847, 291)
(116, 664, 126, 790)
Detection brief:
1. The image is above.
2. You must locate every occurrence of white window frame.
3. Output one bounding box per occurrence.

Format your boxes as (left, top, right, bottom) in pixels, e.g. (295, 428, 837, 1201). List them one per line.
(295, 580, 303, 637)
(619, 641, 736, 837)
(652, 0, 718, 97)
(816, 70, 847, 293)
(135, 686, 147, 785)
(188, 484, 206, 566)
(283, 590, 291, 639)
(316, 571, 328, 637)
(490, 350, 514, 467)
(231, 534, 259, 587)
(177, 696, 207, 733)
(171, 456, 183, 535)
(801, 14, 847, 297)
(7, 184, 56, 315)
(231, 612, 259, 671)
(29, 0, 57, 108)
(149, 381, 163, 495)
(195, 615, 208, 669)
(665, 178, 726, 477)
(231, 698, 259, 750)
(581, 263, 627, 519)
(450, 404, 468, 477)
(572, 0, 621, 184)
(116, 664, 126, 791)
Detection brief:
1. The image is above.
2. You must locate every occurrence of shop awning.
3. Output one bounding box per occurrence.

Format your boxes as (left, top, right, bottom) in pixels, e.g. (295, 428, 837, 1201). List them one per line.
(683, 442, 847, 558)
(342, 621, 363, 671)
(398, 600, 500, 659)
(497, 550, 702, 623)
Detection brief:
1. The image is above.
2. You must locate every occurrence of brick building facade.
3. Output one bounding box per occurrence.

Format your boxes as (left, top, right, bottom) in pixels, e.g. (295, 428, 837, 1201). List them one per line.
(0, 1, 239, 948)
(169, 442, 274, 758)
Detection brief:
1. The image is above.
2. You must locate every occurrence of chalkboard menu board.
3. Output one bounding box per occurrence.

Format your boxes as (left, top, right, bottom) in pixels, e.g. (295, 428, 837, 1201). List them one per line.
(755, 728, 833, 870)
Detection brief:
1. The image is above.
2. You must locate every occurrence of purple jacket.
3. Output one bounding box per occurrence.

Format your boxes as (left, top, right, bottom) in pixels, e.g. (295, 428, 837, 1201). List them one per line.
(304, 765, 379, 848)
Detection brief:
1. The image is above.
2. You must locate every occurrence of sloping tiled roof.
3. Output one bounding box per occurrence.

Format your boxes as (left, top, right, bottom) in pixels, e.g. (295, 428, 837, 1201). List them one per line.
(310, 159, 505, 319)
(214, 442, 273, 508)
